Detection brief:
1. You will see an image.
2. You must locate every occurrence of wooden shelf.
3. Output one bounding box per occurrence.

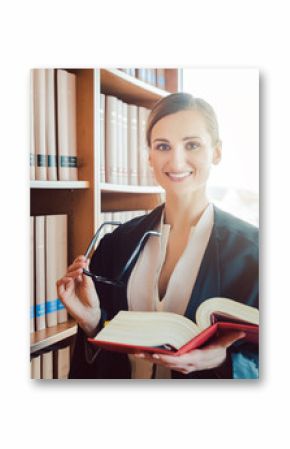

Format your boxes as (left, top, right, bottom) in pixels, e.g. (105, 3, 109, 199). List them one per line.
(100, 68, 170, 108)
(100, 182, 164, 194)
(29, 68, 180, 358)
(30, 180, 90, 189)
(30, 320, 77, 354)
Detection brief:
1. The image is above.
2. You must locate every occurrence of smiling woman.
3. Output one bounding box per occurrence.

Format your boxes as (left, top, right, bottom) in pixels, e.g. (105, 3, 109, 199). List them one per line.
(149, 109, 221, 198)
(58, 92, 259, 380)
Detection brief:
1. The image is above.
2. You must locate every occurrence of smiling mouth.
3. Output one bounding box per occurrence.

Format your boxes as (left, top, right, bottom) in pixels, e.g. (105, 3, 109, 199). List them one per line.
(165, 171, 193, 181)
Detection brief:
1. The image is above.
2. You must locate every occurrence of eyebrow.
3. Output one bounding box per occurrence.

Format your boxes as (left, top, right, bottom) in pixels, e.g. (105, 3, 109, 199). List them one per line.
(153, 136, 201, 143)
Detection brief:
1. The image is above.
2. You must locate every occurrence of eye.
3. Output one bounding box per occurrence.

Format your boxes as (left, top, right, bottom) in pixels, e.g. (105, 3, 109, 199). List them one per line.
(155, 143, 170, 151)
(186, 141, 200, 150)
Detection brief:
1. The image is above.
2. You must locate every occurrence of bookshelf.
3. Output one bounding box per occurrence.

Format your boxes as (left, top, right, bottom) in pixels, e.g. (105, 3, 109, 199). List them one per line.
(30, 180, 90, 189)
(31, 320, 77, 354)
(30, 67, 181, 374)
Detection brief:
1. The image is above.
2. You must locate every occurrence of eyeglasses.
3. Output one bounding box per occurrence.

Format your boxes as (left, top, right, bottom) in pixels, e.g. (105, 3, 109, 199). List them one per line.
(82, 221, 161, 287)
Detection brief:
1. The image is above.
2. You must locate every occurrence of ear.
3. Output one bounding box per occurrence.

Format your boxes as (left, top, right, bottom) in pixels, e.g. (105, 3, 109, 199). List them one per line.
(212, 142, 222, 165)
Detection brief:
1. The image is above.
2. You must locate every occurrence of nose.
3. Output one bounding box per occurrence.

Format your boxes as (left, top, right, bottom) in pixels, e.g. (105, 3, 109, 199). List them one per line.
(168, 144, 187, 170)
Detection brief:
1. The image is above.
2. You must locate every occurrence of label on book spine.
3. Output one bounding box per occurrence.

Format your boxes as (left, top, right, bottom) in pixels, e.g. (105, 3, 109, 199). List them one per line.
(30, 305, 35, 319)
(47, 155, 57, 167)
(30, 153, 35, 166)
(57, 299, 65, 310)
(35, 303, 45, 317)
(37, 154, 47, 167)
(60, 155, 78, 168)
(46, 299, 58, 314)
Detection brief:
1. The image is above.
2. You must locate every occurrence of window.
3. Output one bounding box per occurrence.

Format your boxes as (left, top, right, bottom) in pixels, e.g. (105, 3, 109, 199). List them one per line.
(183, 69, 259, 226)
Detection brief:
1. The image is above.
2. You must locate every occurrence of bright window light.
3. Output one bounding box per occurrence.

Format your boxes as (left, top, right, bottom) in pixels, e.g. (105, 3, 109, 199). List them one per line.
(182, 69, 259, 226)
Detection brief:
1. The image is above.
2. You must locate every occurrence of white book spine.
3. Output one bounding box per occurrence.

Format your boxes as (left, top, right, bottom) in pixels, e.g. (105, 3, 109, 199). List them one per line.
(127, 104, 138, 185)
(138, 106, 149, 186)
(55, 215, 68, 324)
(31, 355, 41, 379)
(56, 346, 70, 379)
(30, 70, 36, 180)
(45, 215, 61, 327)
(30, 217, 35, 333)
(117, 99, 123, 184)
(46, 69, 58, 181)
(100, 94, 106, 182)
(122, 102, 128, 185)
(35, 216, 46, 331)
(105, 95, 118, 184)
(41, 351, 53, 379)
(57, 69, 78, 181)
(156, 68, 166, 90)
(34, 69, 47, 180)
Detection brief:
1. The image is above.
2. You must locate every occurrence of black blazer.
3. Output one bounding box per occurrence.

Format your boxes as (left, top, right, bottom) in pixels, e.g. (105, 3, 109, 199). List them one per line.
(69, 204, 259, 379)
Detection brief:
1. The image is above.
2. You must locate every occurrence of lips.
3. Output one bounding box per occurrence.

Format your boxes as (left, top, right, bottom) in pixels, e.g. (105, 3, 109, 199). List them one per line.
(165, 171, 193, 181)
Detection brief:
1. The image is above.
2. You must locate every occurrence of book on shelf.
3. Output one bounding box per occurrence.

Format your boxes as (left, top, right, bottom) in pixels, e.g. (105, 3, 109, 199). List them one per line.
(127, 104, 138, 185)
(122, 101, 128, 185)
(103, 92, 158, 188)
(33, 69, 47, 181)
(31, 346, 71, 379)
(138, 106, 150, 186)
(46, 214, 68, 326)
(30, 68, 78, 182)
(105, 95, 118, 183)
(31, 355, 41, 379)
(88, 298, 259, 356)
(119, 68, 166, 88)
(30, 217, 35, 333)
(57, 69, 78, 181)
(53, 346, 70, 379)
(31, 214, 69, 331)
(35, 216, 46, 331)
(100, 93, 106, 182)
(117, 98, 123, 184)
(46, 69, 57, 181)
(156, 68, 165, 89)
(30, 70, 36, 180)
(41, 351, 53, 379)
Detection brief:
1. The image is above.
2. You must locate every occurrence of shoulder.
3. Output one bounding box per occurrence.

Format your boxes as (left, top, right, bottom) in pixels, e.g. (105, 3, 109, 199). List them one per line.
(213, 205, 258, 249)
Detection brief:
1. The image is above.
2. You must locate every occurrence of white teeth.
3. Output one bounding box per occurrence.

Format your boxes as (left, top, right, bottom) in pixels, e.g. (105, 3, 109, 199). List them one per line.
(167, 171, 192, 178)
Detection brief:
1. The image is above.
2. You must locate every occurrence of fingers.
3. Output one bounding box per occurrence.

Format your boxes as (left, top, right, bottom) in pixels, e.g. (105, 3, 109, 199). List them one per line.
(133, 352, 182, 370)
(67, 256, 89, 274)
(66, 256, 91, 283)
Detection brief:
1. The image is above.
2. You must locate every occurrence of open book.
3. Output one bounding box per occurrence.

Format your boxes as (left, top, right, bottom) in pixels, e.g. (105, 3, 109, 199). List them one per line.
(88, 297, 259, 356)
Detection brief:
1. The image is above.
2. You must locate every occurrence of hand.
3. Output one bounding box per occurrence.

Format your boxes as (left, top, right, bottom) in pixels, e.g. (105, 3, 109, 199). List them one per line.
(133, 331, 246, 375)
(56, 255, 101, 337)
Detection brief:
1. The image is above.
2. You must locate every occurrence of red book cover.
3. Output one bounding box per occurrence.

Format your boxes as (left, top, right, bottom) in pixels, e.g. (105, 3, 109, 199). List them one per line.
(88, 322, 258, 356)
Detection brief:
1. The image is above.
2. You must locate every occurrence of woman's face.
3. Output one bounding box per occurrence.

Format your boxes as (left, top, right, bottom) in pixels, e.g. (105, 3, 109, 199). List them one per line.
(149, 109, 221, 196)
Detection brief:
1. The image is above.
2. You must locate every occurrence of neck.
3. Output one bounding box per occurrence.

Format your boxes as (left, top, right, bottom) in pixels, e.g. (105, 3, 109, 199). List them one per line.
(164, 189, 209, 229)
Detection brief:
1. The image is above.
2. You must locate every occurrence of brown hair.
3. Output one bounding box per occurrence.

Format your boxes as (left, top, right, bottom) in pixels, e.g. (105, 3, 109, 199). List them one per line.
(146, 92, 221, 147)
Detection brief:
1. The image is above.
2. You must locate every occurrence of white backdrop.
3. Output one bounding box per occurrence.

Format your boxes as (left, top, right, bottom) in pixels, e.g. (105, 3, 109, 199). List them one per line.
(0, 1, 288, 448)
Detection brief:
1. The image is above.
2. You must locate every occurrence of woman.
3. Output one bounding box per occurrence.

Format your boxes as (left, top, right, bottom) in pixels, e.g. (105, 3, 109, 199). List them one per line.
(57, 93, 259, 379)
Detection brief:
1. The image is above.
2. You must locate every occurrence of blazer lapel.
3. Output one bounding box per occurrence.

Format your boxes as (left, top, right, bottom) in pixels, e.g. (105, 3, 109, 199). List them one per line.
(119, 204, 164, 285)
(185, 211, 221, 321)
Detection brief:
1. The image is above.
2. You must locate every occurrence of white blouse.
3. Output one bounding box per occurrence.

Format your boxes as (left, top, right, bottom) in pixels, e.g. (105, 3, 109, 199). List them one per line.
(127, 203, 214, 379)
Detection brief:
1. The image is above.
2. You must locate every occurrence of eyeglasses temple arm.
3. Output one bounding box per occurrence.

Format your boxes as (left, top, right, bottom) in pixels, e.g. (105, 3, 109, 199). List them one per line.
(115, 230, 161, 282)
(84, 221, 122, 258)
